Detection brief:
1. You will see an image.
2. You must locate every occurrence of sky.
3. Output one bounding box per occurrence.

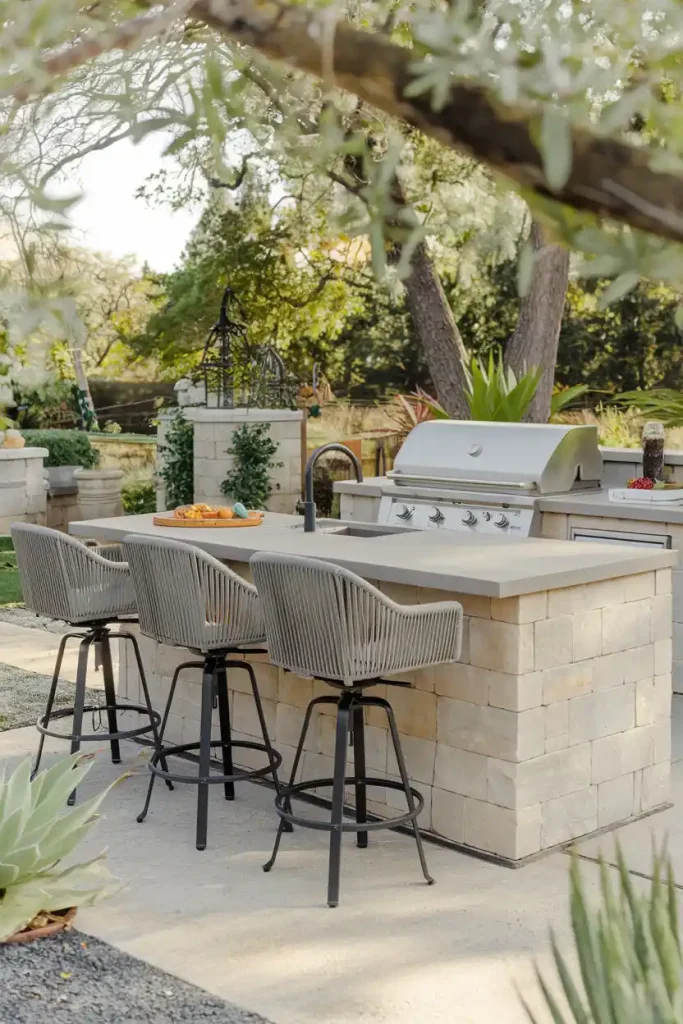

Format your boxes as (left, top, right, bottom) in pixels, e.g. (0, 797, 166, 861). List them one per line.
(68, 134, 199, 274)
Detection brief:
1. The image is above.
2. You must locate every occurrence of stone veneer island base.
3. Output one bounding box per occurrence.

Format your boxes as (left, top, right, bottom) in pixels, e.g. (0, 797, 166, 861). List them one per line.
(71, 512, 675, 864)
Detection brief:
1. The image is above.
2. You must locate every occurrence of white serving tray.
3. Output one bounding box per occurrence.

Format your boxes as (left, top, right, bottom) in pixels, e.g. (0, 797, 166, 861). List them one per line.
(609, 488, 683, 504)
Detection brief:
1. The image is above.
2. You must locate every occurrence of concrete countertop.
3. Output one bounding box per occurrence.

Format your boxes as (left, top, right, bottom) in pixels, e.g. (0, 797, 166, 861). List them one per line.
(539, 490, 683, 524)
(69, 511, 676, 599)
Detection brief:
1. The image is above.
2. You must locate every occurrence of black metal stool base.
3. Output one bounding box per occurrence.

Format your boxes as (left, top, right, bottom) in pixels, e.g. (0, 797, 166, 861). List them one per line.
(136, 652, 291, 850)
(33, 625, 169, 806)
(146, 739, 281, 787)
(263, 683, 434, 907)
(37, 702, 160, 745)
(272, 776, 424, 832)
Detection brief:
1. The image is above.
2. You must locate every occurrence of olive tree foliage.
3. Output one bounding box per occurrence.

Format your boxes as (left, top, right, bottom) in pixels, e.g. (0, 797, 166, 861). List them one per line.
(3, 0, 683, 354)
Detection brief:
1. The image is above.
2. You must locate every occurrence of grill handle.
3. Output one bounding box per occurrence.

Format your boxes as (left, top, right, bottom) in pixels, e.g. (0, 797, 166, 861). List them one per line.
(386, 471, 538, 492)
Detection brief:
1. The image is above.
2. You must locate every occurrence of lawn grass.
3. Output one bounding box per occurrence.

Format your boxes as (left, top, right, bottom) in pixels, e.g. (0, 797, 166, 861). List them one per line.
(0, 539, 22, 606)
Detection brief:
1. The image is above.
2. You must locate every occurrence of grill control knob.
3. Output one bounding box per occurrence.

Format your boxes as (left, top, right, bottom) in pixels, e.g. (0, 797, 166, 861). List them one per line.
(461, 510, 478, 526)
(494, 513, 510, 529)
(429, 507, 445, 524)
(395, 504, 414, 521)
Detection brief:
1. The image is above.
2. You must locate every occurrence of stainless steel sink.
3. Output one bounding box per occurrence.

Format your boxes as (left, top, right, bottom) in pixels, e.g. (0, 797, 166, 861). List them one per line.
(291, 520, 415, 538)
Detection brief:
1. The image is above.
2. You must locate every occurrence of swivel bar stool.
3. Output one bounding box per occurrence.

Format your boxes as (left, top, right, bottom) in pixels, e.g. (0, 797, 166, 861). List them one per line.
(123, 534, 289, 851)
(251, 551, 463, 908)
(11, 523, 166, 803)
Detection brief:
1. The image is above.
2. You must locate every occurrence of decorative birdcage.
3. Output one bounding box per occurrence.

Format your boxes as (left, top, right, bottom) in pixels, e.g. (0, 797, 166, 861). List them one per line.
(198, 287, 250, 408)
(197, 287, 298, 409)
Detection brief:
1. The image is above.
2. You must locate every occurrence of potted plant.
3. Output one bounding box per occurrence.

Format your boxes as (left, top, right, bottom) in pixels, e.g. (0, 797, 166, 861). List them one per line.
(21, 429, 99, 490)
(0, 753, 119, 944)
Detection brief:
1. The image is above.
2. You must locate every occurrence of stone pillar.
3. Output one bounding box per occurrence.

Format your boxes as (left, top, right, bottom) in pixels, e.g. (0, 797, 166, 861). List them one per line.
(185, 407, 303, 514)
(155, 411, 172, 512)
(0, 447, 48, 532)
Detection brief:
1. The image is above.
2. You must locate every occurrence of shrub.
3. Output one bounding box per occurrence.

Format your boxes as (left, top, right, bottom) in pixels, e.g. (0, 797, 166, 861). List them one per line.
(12, 380, 78, 429)
(21, 429, 100, 468)
(158, 408, 194, 509)
(221, 423, 282, 510)
(122, 481, 156, 515)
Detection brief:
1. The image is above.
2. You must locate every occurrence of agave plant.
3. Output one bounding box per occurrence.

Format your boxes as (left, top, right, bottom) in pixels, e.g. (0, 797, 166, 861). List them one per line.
(525, 847, 682, 1024)
(0, 753, 120, 940)
(613, 389, 683, 428)
(464, 350, 542, 422)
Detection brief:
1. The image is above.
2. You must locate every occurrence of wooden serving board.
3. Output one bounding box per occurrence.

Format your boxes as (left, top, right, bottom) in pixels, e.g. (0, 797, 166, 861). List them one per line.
(153, 511, 265, 528)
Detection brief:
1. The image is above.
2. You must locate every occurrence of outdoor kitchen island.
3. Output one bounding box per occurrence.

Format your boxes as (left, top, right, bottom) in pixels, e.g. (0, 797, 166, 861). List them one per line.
(70, 511, 676, 864)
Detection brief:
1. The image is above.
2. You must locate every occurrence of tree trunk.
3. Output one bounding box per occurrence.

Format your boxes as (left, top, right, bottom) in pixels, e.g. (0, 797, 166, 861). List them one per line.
(400, 240, 471, 418)
(505, 222, 570, 423)
(385, 174, 470, 417)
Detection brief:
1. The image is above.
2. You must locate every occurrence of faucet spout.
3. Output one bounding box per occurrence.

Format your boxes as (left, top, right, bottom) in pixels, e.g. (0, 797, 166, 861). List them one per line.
(302, 443, 364, 533)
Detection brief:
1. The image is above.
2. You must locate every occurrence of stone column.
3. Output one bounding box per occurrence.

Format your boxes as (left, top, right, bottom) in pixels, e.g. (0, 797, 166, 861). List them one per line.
(185, 407, 304, 514)
(0, 447, 48, 532)
(155, 411, 172, 512)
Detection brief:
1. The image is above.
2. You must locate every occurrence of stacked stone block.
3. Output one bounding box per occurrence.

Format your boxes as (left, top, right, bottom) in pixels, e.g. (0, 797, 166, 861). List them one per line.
(118, 566, 673, 862)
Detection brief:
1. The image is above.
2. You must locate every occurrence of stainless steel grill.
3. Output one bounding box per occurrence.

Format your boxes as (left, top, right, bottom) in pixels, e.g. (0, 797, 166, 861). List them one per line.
(377, 421, 602, 537)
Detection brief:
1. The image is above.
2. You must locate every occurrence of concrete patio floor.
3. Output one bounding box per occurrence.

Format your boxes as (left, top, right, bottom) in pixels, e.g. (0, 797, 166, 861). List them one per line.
(0, 619, 115, 686)
(2, 700, 683, 1024)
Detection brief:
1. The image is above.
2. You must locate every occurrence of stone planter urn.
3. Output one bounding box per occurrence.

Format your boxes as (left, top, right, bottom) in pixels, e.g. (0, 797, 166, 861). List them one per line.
(76, 468, 124, 520)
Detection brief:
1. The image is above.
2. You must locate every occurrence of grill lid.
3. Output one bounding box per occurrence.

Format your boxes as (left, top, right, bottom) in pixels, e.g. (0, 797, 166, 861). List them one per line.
(388, 421, 602, 495)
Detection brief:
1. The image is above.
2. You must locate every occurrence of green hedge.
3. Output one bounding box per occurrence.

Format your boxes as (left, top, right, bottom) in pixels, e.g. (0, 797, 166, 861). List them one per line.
(122, 481, 156, 515)
(21, 430, 100, 469)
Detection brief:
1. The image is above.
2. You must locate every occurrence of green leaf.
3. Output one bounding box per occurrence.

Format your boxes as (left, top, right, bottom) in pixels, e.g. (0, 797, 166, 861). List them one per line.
(1, 758, 32, 825)
(550, 932, 590, 1024)
(540, 109, 573, 192)
(0, 853, 118, 941)
(551, 385, 590, 416)
(534, 964, 570, 1024)
(598, 273, 640, 309)
(517, 241, 535, 298)
(569, 855, 614, 1024)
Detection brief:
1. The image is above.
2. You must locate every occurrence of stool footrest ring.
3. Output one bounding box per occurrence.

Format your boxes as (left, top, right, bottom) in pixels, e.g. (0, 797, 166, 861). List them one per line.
(37, 703, 161, 743)
(148, 740, 282, 786)
(274, 776, 424, 833)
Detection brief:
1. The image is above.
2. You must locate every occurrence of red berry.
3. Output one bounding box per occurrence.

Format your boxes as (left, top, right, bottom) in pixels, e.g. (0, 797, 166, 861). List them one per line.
(627, 477, 654, 490)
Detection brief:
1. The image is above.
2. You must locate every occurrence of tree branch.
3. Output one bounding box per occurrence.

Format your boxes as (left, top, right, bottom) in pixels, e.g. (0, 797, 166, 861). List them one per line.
(8, 0, 683, 244)
(3, 9, 178, 102)
(193, 0, 683, 245)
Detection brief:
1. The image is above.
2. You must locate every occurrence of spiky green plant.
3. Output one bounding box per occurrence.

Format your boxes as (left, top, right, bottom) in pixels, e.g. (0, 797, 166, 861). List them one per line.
(524, 847, 682, 1024)
(551, 385, 591, 417)
(463, 350, 543, 422)
(0, 753, 120, 940)
(613, 389, 683, 428)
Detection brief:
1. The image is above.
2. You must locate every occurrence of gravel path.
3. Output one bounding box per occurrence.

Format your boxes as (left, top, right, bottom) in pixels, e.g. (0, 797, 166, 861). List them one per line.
(0, 663, 77, 731)
(0, 930, 273, 1024)
(0, 607, 64, 632)
(0, 606, 63, 630)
